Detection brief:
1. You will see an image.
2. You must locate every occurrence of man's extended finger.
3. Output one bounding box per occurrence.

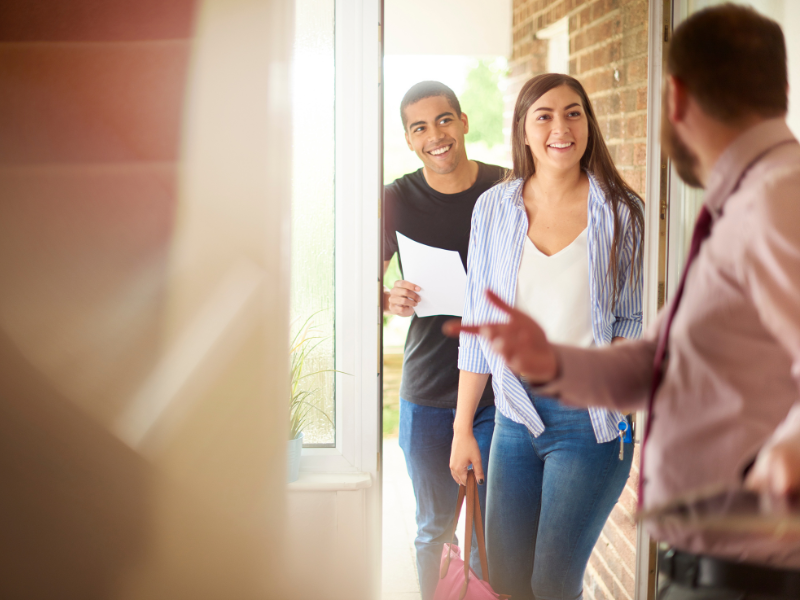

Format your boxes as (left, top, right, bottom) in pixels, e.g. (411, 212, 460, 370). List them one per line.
(442, 319, 465, 337)
(485, 289, 519, 316)
(443, 320, 504, 339)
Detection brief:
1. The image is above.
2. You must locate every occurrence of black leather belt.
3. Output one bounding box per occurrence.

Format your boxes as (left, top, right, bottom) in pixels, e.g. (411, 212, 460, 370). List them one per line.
(658, 547, 800, 598)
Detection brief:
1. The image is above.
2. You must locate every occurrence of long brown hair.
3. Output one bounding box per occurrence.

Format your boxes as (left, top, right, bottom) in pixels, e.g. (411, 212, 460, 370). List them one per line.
(509, 73, 644, 306)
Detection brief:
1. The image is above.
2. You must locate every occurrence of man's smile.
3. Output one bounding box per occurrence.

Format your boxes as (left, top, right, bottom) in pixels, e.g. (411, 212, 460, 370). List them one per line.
(428, 144, 453, 156)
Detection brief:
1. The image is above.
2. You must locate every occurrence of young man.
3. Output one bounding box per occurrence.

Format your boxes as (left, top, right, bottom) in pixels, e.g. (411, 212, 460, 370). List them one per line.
(383, 81, 505, 600)
(449, 6, 800, 600)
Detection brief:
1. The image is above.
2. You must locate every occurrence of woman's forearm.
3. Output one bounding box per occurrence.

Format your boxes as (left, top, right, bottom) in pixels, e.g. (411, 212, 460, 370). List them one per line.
(453, 370, 491, 435)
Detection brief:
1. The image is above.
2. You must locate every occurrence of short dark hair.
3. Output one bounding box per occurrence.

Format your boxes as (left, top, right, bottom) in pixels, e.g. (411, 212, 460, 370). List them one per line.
(400, 81, 461, 129)
(668, 4, 787, 122)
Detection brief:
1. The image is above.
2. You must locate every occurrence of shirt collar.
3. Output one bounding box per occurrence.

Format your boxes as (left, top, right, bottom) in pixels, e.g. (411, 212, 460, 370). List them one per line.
(506, 178, 524, 209)
(505, 171, 603, 210)
(704, 118, 796, 215)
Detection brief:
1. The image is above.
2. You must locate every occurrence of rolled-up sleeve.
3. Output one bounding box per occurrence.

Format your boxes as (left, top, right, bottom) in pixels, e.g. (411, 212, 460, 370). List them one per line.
(458, 196, 491, 374)
(458, 335, 490, 373)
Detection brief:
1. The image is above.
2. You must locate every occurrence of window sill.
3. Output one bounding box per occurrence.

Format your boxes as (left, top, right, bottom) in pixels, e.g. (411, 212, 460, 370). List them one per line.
(287, 471, 372, 492)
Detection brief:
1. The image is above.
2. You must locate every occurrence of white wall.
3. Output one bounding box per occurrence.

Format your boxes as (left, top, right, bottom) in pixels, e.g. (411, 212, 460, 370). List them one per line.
(384, 0, 512, 56)
(0, 0, 294, 597)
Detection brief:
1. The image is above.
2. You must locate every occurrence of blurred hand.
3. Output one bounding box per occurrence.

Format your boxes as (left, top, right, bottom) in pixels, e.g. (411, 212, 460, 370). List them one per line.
(385, 280, 420, 317)
(450, 431, 483, 487)
(745, 439, 800, 510)
(442, 290, 558, 384)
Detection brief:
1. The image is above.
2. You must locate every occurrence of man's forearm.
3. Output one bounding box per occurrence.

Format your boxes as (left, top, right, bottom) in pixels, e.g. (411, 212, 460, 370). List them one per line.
(540, 338, 656, 410)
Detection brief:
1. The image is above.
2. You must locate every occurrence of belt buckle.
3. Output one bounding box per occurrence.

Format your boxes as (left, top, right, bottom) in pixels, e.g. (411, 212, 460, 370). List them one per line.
(659, 547, 701, 588)
(659, 546, 676, 580)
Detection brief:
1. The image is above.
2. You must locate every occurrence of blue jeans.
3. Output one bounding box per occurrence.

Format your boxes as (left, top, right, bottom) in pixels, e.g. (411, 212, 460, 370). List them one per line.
(399, 398, 496, 600)
(486, 398, 632, 600)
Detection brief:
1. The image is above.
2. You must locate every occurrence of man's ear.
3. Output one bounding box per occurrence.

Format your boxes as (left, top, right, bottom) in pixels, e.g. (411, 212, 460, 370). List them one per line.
(405, 131, 413, 151)
(461, 111, 469, 134)
(666, 75, 689, 123)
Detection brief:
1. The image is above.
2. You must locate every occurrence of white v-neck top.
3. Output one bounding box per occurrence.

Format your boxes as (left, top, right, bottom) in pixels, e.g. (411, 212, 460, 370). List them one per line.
(514, 228, 594, 348)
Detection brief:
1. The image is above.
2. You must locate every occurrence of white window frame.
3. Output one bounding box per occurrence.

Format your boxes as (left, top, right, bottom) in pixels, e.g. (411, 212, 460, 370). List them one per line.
(536, 16, 570, 75)
(300, 0, 382, 476)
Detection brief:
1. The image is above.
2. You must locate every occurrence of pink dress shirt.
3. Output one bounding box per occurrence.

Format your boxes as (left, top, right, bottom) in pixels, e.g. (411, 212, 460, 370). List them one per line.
(545, 118, 800, 568)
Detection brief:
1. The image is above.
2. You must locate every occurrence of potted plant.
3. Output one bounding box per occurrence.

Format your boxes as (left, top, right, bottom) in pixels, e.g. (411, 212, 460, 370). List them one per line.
(288, 316, 335, 483)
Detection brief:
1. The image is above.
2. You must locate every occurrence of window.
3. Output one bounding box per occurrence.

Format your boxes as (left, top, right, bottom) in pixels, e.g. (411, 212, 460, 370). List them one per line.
(668, 0, 800, 296)
(291, 0, 336, 447)
(536, 17, 569, 76)
(290, 0, 382, 472)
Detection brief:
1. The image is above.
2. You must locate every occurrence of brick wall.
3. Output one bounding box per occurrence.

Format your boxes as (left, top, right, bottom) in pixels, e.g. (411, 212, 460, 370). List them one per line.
(509, 0, 649, 199)
(509, 1, 649, 599)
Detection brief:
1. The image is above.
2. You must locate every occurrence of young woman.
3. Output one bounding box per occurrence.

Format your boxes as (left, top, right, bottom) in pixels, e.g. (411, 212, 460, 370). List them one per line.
(449, 73, 644, 600)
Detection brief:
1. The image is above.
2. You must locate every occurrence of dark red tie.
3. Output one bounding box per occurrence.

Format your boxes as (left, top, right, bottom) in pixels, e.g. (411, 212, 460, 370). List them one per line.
(639, 205, 713, 508)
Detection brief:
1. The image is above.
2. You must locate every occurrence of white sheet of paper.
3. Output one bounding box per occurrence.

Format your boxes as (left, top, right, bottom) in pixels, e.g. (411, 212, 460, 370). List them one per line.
(396, 232, 467, 318)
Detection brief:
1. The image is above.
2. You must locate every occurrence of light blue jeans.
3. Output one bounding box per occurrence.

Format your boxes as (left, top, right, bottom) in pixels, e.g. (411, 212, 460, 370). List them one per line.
(399, 398, 496, 600)
(486, 397, 632, 600)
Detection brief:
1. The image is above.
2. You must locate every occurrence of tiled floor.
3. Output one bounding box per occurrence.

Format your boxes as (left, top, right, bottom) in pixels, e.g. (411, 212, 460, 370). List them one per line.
(382, 436, 421, 600)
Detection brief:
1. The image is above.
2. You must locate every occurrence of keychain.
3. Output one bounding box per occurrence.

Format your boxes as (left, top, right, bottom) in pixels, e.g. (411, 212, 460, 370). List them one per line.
(618, 418, 632, 461)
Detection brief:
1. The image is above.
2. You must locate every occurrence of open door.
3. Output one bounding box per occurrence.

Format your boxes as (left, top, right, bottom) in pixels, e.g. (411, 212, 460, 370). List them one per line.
(282, 1, 384, 598)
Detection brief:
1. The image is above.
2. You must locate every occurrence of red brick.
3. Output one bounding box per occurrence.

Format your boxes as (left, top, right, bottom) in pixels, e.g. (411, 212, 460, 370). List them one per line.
(584, 566, 613, 600)
(623, 0, 647, 29)
(617, 482, 639, 515)
(608, 116, 621, 139)
(637, 85, 648, 110)
(619, 88, 635, 112)
(591, 0, 606, 22)
(609, 39, 622, 62)
(634, 142, 647, 165)
(628, 55, 648, 82)
(589, 552, 634, 600)
(593, 534, 636, 590)
(579, 6, 592, 28)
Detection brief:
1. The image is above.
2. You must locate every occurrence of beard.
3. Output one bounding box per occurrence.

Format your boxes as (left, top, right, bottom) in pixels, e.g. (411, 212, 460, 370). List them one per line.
(661, 105, 703, 188)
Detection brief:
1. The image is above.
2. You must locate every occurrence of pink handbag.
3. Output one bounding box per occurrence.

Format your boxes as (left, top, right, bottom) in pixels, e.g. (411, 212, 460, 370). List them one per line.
(433, 471, 509, 600)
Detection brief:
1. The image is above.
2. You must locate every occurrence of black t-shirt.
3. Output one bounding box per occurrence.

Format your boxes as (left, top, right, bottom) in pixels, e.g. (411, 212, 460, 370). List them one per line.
(384, 161, 506, 408)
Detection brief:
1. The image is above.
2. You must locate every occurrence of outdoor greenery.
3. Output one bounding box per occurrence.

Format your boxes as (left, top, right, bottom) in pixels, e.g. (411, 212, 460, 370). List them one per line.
(460, 59, 506, 149)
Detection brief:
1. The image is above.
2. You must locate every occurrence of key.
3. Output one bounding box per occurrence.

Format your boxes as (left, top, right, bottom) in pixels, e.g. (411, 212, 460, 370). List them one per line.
(618, 419, 629, 461)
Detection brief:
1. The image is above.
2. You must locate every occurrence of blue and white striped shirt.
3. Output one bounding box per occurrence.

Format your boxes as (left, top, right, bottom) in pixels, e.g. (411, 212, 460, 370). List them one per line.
(458, 174, 643, 443)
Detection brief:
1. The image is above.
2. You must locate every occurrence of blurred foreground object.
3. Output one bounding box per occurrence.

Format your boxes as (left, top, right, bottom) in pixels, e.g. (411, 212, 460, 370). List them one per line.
(0, 0, 293, 598)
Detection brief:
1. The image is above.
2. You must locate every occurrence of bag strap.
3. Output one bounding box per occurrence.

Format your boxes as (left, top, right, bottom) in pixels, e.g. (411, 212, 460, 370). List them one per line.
(439, 479, 467, 578)
(470, 472, 489, 579)
(458, 471, 491, 599)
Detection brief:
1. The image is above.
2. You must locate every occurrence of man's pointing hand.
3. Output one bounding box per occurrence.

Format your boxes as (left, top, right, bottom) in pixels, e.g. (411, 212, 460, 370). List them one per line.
(442, 289, 559, 385)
